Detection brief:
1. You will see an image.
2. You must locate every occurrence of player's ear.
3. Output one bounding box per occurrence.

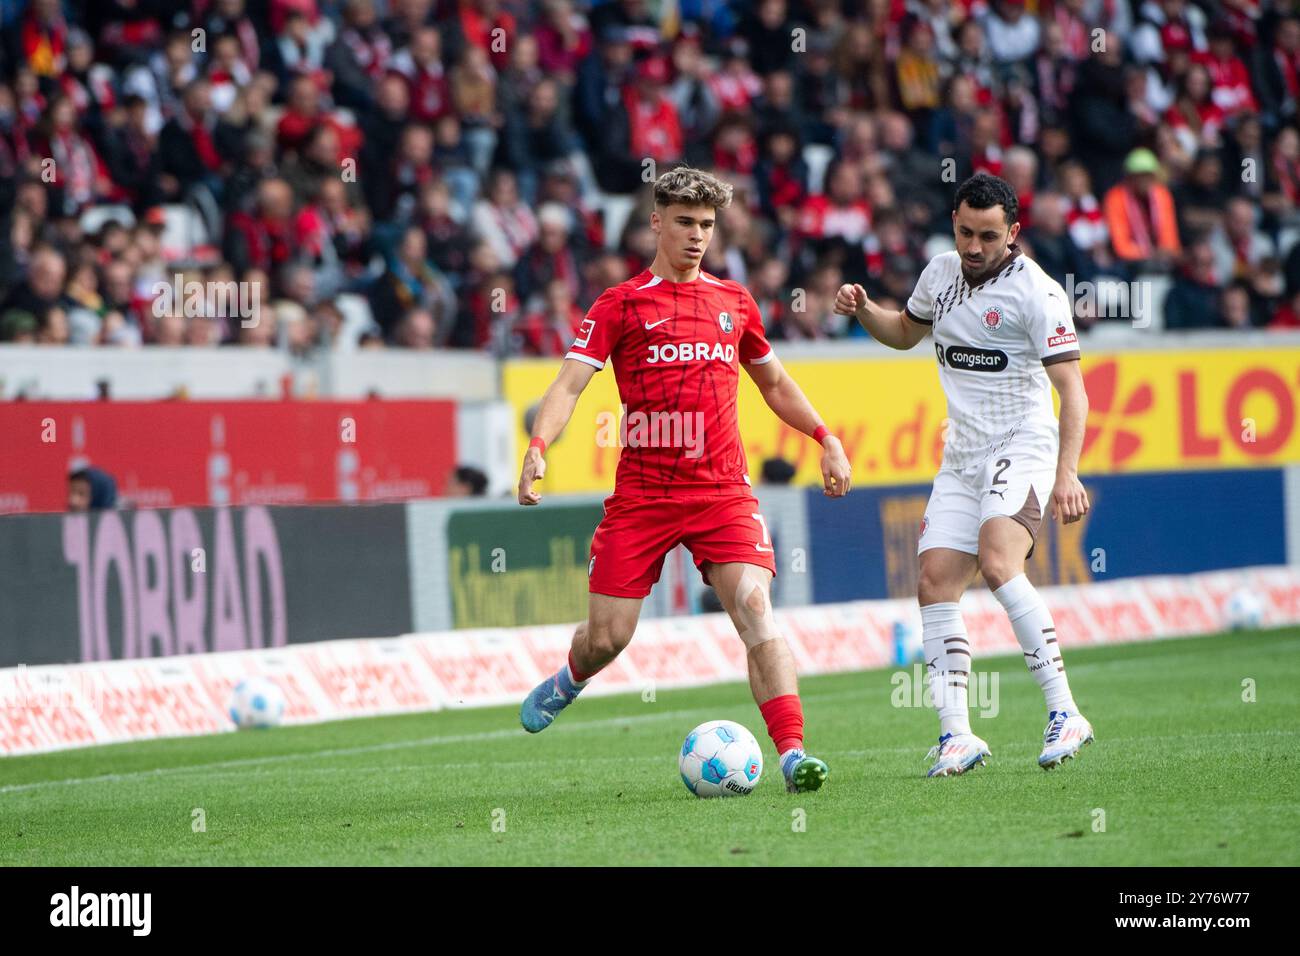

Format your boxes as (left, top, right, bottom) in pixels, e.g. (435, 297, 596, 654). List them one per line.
(650, 208, 660, 234)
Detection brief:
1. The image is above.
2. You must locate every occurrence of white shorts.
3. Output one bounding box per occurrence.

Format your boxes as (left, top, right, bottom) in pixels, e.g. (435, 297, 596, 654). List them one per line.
(917, 447, 1055, 558)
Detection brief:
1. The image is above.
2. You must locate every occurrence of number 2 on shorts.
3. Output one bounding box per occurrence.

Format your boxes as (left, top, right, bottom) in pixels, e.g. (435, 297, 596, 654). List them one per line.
(991, 457, 1011, 487)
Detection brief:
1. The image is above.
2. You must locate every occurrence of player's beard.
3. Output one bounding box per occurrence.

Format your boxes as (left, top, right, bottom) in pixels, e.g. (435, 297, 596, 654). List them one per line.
(962, 246, 1010, 285)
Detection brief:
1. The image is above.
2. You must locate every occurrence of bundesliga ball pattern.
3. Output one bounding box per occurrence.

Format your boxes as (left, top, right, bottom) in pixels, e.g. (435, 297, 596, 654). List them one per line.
(228, 676, 287, 729)
(679, 720, 762, 798)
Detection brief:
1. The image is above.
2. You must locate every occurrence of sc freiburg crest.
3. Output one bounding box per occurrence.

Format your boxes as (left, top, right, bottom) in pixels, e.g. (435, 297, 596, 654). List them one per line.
(718, 311, 733, 333)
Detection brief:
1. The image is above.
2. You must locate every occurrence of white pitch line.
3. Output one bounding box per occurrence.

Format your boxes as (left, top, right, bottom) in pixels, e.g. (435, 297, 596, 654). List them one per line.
(0, 687, 875, 797)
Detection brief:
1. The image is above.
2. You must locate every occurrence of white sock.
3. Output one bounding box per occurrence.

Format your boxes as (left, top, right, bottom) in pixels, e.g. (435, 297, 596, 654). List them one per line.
(992, 574, 1077, 716)
(921, 602, 972, 736)
(562, 663, 590, 689)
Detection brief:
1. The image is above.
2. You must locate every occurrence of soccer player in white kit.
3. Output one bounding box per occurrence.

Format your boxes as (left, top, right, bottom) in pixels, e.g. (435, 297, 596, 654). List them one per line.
(834, 173, 1095, 776)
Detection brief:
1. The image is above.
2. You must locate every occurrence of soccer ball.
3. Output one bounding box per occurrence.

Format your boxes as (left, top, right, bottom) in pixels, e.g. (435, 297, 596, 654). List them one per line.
(1224, 587, 1265, 631)
(227, 676, 287, 729)
(679, 720, 763, 798)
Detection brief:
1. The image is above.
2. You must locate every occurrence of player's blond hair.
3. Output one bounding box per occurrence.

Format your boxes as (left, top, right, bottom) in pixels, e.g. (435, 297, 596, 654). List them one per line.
(653, 166, 734, 211)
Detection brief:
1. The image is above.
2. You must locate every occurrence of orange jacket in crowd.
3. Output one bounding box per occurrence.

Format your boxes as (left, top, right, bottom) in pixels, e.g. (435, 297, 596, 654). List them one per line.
(1102, 181, 1183, 262)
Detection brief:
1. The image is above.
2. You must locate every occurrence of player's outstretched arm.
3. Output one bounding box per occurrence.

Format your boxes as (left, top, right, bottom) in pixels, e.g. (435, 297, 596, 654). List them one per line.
(518, 357, 598, 506)
(832, 283, 929, 350)
(744, 353, 852, 497)
(1046, 359, 1090, 523)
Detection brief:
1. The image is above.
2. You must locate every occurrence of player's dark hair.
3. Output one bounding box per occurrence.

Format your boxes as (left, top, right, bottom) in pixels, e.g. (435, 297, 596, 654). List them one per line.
(953, 173, 1019, 226)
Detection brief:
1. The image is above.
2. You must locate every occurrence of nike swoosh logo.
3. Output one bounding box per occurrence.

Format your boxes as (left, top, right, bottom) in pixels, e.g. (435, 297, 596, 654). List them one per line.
(644, 317, 672, 330)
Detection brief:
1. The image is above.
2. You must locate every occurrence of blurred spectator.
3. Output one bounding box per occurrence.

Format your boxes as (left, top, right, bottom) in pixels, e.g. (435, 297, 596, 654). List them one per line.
(1164, 240, 1221, 329)
(537, 0, 593, 84)
(158, 80, 226, 199)
(447, 464, 489, 497)
(621, 55, 683, 169)
(498, 78, 579, 202)
(740, 0, 799, 77)
(1130, 0, 1205, 68)
(325, 0, 393, 111)
(1071, 31, 1138, 194)
(393, 306, 436, 349)
(1208, 197, 1275, 286)
(1019, 191, 1096, 291)
(369, 224, 455, 343)
(390, 25, 452, 124)
(760, 456, 796, 485)
(515, 202, 580, 306)
(1270, 288, 1300, 329)
(225, 178, 300, 275)
(670, 30, 720, 159)
(795, 160, 871, 271)
(1103, 148, 1182, 274)
(450, 44, 500, 175)
(1173, 149, 1226, 238)
(1, 243, 65, 321)
(1192, 21, 1257, 120)
(512, 275, 582, 356)
(1219, 280, 1266, 330)
(0, 308, 37, 342)
(68, 466, 117, 512)
(1268, 126, 1300, 227)
(984, 0, 1041, 71)
(1256, 16, 1300, 131)
(471, 168, 538, 270)
(39, 95, 113, 215)
(895, 18, 943, 119)
(1165, 64, 1226, 158)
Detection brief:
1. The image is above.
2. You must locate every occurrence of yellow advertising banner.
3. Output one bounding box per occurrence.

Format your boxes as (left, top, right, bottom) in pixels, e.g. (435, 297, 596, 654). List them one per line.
(503, 348, 1300, 493)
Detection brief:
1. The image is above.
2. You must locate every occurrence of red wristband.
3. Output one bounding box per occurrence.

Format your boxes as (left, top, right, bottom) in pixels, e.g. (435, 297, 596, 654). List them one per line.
(812, 425, 830, 444)
(528, 436, 546, 455)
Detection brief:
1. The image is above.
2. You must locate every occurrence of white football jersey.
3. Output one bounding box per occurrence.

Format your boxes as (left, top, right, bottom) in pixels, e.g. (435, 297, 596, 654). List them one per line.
(905, 243, 1080, 472)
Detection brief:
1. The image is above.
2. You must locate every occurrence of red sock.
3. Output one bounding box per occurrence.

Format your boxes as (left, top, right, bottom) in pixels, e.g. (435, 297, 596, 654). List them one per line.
(567, 650, 595, 684)
(759, 694, 804, 754)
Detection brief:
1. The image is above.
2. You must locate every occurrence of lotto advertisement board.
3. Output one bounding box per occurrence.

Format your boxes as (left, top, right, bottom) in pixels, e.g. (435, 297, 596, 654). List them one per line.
(502, 347, 1300, 493)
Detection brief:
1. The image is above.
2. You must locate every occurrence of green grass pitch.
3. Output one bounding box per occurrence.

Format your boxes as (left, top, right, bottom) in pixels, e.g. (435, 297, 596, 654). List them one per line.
(2, 629, 1297, 866)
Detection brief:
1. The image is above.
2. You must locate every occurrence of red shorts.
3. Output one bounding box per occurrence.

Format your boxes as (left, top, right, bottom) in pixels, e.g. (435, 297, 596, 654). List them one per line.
(587, 493, 778, 599)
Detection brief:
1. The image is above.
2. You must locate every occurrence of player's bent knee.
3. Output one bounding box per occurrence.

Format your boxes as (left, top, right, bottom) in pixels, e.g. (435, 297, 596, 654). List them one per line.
(733, 570, 779, 650)
(978, 552, 1022, 589)
(585, 623, 632, 661)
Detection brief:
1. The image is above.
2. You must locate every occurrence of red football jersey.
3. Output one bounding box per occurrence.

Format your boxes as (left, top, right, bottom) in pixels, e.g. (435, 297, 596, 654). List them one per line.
(565, 269, 775, 497)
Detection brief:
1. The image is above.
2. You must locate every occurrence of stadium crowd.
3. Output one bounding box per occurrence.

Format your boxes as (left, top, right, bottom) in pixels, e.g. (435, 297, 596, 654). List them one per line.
(2, 0, 1300, 354)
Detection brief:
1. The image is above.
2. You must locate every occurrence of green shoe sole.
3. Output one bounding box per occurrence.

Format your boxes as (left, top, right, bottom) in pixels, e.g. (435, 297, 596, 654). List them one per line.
(790, 756, 829, 793)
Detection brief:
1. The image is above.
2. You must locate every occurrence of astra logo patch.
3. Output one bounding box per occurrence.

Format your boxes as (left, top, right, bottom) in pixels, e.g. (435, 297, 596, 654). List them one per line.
(938, 344, 1009, 371)
(1048, 324, 1078, 348)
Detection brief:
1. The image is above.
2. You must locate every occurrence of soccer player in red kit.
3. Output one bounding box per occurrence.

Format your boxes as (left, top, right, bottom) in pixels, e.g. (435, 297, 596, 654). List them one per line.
(517, 166, 852, 793)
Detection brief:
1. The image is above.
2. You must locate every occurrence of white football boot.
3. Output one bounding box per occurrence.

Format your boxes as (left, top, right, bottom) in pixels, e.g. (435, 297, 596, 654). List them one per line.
(1038, 710, 1094, 769)
(925, 732, 991, 778)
